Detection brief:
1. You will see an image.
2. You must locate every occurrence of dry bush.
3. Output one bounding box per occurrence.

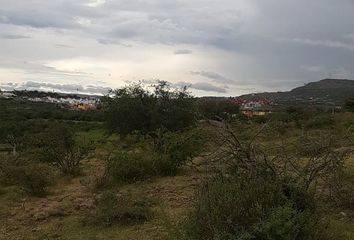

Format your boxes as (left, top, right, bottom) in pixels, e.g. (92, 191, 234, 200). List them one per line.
(180, 121, 353, 240)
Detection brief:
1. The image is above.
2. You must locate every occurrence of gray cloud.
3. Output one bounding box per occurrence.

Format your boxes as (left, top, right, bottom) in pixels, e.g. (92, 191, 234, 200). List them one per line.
(292, 38, 354, 51)
(190, 71, 234, 84)
(140, 79, 227, 94)
(97, 38, 132, 47)
(54, 44, 74, 48)
(1, 0, 354, 95)
(174, 49, 192, 55)
(0, 34, 30, 39)
(172, 81, 227, 93)
(191, 82, 227, 93)
(1, 81, 111, 95)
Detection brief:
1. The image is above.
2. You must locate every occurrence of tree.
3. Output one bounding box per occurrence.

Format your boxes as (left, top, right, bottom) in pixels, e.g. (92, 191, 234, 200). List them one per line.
(198, 99, 239, 120)
(102, 81, 197, 137)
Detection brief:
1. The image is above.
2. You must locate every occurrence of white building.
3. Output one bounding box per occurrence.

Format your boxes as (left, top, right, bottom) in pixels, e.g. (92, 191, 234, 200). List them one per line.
(0, 92, 16, 99)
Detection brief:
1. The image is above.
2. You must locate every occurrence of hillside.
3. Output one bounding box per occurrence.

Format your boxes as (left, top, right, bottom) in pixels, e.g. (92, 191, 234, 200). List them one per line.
(239, 79, 354, 105)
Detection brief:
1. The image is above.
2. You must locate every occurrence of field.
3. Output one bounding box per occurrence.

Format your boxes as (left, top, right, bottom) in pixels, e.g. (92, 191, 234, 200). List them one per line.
(1, 92, 354, 240)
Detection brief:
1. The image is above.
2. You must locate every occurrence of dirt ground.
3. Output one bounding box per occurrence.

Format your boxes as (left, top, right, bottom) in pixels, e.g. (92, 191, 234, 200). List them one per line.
(0, 156, 200, 240)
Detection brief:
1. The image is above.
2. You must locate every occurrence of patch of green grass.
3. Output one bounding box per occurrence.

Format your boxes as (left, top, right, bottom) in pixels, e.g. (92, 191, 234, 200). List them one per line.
(76, 129, 106, 142)
(0, 185, 24, 212)
(325, 215, 354, 240)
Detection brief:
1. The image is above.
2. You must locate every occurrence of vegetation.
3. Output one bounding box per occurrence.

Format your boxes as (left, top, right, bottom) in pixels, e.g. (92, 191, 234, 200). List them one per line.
(183, 175, 324, 240)
(198, 98, 240, 120)
(102, 81, 196, 136)
(345, 97, 354, 112)
(1, 85, 354, 239)
(177, 123, 351, 240)
(0, 155, 56, 196)
(104, 128, 204, 184)
(35, 124, 93, 175)
(84, 191, 153, 227)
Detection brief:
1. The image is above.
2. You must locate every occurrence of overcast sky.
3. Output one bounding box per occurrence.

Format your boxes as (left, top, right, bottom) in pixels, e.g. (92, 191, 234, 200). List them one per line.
(0, 0, 354, 96)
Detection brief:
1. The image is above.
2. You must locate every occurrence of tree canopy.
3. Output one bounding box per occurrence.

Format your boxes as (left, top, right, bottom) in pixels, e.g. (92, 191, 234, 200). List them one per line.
(102, 81, 197, 136)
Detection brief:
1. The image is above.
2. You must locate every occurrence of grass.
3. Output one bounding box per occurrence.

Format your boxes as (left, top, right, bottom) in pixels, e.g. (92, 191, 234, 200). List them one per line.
(1, 125, 354, 239)
(325, 215, 354, 240)
(28, 215, 165, 240)
(0, 175, 194, 239)
(0, 139, 197, 239)
(0, 185, 24, 212)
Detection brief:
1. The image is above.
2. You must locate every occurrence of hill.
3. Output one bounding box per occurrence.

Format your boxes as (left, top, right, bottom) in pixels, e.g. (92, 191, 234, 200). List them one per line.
(239, 79, 354, 105)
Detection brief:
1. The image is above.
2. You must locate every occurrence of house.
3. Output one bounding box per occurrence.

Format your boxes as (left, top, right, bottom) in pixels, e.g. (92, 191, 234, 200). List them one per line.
(238, 99, 273, 117)
(0, 92, 16, 99)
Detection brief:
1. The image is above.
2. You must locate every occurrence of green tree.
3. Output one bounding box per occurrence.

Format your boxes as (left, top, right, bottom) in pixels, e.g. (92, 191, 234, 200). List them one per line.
(198, 99, 239, 120)
(102, 81, 196, 136)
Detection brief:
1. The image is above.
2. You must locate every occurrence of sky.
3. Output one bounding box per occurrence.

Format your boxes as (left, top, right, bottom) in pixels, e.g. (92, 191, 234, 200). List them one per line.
(0, 0, 354, 96)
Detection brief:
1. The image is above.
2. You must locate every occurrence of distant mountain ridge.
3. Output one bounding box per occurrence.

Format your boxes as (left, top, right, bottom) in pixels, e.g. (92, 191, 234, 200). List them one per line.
(239, 79, 354, 105)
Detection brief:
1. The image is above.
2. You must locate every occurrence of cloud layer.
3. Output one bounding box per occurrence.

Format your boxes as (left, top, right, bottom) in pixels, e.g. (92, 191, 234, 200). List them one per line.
(0, 0, 354, 95)
(0, 81, 111, 95)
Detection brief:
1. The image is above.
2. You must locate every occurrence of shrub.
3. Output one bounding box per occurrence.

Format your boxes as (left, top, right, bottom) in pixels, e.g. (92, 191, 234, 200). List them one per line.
(177, 123, 345, 240)
(15, 164, 55, 196)
(253, 206, 324, 240)
(345, 97, 354, 112)
(85, 191, 153, 227)
(0, 155, 55, 196)
(106, 150, 156, 184)
(183, 175, 326, 240)
(305, 115, 334, 130)
(36, 124, 93, 175)
(105, 129, 204, 184)
(151, 129, 204, 176)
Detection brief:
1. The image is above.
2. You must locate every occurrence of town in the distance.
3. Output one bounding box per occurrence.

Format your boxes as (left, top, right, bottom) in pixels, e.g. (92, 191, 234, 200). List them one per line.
(1, 78, 353, 115)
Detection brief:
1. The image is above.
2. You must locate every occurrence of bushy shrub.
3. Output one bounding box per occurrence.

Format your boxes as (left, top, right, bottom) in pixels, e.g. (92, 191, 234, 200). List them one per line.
(305, 115, 334, 130)
(0, 155, 55, 196)
(151, 129, 204, 176)
(183, 175, 326, 240)
(15, 164, 55, 196)
(176, 123, 350, 240)
(35, 124, 93, 175)
(252, 206, 323, 240)
(106, 150, 156, 184)
(85, 191, 153, 227)
(105, 129, 203, 184)
(345, 97, 354, 112)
